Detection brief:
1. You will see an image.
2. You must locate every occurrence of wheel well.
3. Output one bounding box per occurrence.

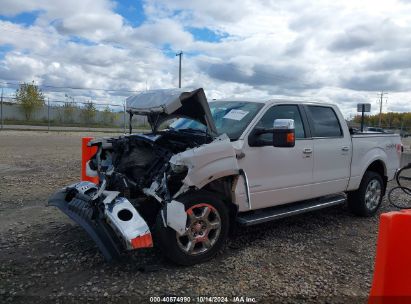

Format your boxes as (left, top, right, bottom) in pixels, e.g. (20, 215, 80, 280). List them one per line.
(365, 160, 388, 195)
(202, 175, 239, 230)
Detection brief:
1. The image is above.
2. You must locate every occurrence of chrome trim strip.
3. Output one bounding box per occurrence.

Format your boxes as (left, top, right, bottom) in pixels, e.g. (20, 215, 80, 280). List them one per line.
(239, 169, 252, 210)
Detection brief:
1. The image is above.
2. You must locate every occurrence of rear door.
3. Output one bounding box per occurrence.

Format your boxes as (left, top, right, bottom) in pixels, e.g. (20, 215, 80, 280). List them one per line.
(304, 105, 351, 196)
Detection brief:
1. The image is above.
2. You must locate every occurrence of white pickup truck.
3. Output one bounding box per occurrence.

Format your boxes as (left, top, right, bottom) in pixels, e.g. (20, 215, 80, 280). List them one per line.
(49, 88, 402, 265)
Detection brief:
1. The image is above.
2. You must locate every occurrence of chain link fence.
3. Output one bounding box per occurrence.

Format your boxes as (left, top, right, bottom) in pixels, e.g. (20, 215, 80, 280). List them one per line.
(0, 94, 149, 133)
(347, 121, 411, 152)
(348, 121, 411, 137)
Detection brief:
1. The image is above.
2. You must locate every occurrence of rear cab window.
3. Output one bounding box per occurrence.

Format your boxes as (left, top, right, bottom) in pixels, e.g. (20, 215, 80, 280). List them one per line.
(306, 105, 343, 138)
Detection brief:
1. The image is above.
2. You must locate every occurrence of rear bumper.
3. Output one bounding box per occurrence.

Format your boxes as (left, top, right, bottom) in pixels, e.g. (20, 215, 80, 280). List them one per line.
(48, 185, 152, 262)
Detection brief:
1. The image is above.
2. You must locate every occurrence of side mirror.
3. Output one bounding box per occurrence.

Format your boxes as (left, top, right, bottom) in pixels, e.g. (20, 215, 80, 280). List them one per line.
(248, 127, 268, 147)
(273, 119, 295, 147)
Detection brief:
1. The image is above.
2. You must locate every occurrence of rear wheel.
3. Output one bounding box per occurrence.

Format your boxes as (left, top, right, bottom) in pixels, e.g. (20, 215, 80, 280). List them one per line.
(347, 171, 384, 217)
(154, 191, 229, 265)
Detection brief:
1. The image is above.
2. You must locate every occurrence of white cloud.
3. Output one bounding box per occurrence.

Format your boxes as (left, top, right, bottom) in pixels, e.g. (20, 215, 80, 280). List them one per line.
(0, 0, 411, 114)
(130, 19, 193, 49)
(0, 21, 57, 51)
(1, 0, 124, 40)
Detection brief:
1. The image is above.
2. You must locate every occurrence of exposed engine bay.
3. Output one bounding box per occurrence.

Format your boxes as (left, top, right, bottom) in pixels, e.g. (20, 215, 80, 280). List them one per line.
(87, 130, 214, 226)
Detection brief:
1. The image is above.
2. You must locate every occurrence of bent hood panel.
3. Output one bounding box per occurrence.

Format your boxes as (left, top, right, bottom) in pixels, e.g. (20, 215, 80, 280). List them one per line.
(126, 88, 217, 134)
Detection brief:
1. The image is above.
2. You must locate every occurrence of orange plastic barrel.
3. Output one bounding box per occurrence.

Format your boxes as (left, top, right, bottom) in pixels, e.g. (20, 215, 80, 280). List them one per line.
(81, 137, 99, 184)
(369, 210, 411, 304)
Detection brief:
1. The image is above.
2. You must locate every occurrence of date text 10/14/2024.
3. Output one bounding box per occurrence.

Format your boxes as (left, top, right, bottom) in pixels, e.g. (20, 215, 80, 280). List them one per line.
(149, 296, 257, 303)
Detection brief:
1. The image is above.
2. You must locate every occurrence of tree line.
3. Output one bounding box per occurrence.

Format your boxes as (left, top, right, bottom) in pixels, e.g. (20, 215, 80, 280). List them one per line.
(14, 81, 117, 125)
(352, 112, 411, 130)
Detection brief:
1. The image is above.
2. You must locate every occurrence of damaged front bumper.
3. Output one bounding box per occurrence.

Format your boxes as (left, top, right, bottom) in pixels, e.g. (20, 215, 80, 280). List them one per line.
(48, 181, 153, 261)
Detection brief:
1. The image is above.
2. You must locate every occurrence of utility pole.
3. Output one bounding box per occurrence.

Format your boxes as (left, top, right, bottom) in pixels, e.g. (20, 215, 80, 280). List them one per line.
(378, 91, 388, 127)
(400, 119, 404, 138)
(176, 51, 183, 88)
(0, 88, 3, 130)
(47, 98, 50, 132)
(123, 100, 126, 134)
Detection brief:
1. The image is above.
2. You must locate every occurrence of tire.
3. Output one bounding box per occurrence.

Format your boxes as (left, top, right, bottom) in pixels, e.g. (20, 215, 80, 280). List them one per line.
(154, 191, 229, 266)
(347, 171, 384, 217)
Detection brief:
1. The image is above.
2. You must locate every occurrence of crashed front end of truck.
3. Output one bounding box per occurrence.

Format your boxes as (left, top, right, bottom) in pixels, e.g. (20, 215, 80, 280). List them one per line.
(48, 88, 243, 263)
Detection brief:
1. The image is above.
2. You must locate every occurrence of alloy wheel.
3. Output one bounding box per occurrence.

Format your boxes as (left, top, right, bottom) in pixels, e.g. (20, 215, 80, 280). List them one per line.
(176, 203, 222, 255)
(365, 179, 382, 211)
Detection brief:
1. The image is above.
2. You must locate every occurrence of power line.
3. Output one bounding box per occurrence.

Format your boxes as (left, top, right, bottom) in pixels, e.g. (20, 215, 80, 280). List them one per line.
(48, 100, 124, 107)
(0, 80, 143, 93)
(1, 95, 125, 107)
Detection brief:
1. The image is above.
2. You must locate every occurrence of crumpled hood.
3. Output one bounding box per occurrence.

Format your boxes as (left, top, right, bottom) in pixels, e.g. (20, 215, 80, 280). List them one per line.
(126, 88, 217, 135)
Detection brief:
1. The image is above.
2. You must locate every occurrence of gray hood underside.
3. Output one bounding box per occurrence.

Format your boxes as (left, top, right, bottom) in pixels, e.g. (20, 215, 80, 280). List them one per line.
(126, 88, 217, 135)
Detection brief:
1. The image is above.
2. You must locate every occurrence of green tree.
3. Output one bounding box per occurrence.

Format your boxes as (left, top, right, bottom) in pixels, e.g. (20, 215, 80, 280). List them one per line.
(352, 112, 411, 130)
(15, 82, 45, 120)
(81, 101, 97, 124)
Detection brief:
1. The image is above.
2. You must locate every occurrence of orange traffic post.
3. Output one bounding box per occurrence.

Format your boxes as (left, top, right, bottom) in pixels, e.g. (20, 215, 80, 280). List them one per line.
(81, 137, 99, 184)
(369, 210, 411, 304)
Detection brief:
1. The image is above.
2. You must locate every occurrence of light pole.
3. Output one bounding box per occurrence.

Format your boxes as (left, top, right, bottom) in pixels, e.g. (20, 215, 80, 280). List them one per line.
(176, 51, 183, 88)
(0, 88, 3, 130)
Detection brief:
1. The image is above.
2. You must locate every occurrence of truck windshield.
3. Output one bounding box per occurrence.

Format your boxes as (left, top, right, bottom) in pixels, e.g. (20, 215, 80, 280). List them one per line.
(169, 101, 263, 140)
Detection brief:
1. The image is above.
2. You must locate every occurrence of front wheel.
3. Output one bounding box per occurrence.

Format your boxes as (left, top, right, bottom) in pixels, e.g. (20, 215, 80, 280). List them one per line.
(154, 191, 229, 265)
(347, 171, 384, 217)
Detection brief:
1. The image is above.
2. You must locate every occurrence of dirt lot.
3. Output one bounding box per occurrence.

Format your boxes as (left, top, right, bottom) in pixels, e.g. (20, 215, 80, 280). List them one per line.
(0, 131, 410, 303)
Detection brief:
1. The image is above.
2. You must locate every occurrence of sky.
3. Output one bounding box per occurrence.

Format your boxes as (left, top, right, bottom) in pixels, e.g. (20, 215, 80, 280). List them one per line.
(0, 0, 411, 118)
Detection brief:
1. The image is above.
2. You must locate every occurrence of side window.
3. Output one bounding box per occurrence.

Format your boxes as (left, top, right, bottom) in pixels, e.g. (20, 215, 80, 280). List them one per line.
(306, 106, 342, 137)
(256, 105, 306, 141)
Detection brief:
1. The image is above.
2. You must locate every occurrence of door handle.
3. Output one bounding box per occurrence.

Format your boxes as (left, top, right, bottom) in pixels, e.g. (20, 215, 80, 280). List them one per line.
(341, 146, 349, 151)
(303, 148, 313, 154)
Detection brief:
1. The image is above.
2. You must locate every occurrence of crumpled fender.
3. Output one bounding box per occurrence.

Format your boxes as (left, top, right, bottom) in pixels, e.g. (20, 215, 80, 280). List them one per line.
(169, 135, 239, 189)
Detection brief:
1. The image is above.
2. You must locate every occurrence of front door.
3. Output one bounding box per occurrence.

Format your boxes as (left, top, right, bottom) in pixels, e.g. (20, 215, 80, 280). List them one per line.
(238, 104, 314, 210)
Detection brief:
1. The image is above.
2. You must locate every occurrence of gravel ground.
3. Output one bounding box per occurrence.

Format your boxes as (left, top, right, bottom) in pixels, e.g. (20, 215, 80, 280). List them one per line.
(0, 131, 410, 304)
